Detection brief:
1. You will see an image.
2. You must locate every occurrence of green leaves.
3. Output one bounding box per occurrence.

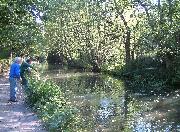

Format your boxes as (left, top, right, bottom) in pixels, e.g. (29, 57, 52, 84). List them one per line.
(25, 76, 78, 131)
(0, 0, 45, 56)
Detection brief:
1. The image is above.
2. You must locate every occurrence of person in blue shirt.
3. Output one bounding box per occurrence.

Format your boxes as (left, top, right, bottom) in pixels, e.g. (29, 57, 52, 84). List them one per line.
(9, 57, 22, 102)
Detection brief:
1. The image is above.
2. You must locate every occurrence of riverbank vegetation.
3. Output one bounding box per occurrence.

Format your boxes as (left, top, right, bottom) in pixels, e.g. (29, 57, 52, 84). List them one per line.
(25, 76, 80, 131)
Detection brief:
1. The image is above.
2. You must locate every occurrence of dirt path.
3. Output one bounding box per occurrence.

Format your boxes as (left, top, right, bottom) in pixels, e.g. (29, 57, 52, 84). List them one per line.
(0, 75, 46, 132)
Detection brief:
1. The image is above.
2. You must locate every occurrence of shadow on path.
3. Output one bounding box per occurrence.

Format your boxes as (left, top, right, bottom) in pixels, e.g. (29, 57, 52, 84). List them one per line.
(0, 76, 46, 132)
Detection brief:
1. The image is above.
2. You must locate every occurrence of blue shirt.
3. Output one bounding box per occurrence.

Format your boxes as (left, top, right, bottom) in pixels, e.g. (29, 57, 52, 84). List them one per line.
(9, 63, 21, 79)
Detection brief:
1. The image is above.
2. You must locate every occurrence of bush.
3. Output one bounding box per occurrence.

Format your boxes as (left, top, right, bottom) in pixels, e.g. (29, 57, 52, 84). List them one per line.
(0, 59, 10, 73)
(117, 56, 170, 94)
(25, 77, 79, 131)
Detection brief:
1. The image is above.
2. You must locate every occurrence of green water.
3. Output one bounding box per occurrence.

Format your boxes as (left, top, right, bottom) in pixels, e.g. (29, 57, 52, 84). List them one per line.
(43, 69, 180, 132)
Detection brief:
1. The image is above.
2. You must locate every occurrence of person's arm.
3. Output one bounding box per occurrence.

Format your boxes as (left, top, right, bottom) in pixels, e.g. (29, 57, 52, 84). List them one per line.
(25, 62, 37, 72)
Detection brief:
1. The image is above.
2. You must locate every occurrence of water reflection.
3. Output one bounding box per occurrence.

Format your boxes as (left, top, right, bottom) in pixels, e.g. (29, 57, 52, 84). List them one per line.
(43, 69, 180, 132)
(96, 98, 115, 124)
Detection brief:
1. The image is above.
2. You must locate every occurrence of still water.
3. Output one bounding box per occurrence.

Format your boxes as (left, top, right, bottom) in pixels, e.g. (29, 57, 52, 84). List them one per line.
(43, 69, 180, 132)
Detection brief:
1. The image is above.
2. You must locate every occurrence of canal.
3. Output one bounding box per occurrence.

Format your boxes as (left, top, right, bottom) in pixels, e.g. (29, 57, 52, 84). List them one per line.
(42, 68, 180, 132)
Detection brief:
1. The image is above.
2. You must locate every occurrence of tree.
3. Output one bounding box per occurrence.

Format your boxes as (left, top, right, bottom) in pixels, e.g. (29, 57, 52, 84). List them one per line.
(0, 0, 44, 56)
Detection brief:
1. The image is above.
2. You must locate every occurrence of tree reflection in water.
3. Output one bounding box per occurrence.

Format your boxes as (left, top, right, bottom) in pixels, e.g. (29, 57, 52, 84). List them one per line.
(43, 69, 180, 132)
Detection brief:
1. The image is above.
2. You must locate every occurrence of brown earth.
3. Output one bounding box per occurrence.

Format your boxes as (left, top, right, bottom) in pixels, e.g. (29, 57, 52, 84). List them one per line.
(0, 74, 46, 132)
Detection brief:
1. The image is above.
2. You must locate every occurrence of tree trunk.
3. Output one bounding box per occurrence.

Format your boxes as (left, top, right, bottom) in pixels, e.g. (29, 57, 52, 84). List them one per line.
(125, 28, 131, 64)
(113, 1, 131, 65)
(167, 0, 173, 27)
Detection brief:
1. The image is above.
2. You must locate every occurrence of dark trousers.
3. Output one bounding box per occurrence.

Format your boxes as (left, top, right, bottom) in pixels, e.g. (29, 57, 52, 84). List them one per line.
(20, 74, 28, 88)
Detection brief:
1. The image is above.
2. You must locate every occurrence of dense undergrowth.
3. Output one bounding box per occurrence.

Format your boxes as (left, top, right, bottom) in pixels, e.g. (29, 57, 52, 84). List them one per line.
(25, 77, 80, 132)
(112, 56, 180, 94)
(0, 59, 10, 73)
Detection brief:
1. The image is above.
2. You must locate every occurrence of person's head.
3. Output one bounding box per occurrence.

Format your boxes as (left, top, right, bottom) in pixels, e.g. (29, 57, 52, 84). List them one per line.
(14, 57, 22, 64)
(20, 53, 25, 58)
(20, 53, 26, 61)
